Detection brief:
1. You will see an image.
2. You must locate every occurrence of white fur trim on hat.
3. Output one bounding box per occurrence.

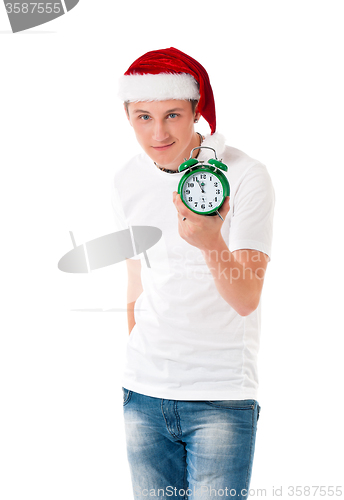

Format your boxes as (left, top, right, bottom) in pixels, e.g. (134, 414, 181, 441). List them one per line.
(118, 73, 200, 102)
(200, 133, 226, 158)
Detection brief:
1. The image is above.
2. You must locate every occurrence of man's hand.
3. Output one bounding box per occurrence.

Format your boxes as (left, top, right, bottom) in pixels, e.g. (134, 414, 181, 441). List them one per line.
(172, 190, 269, 316)
(172, 191, 230, 252)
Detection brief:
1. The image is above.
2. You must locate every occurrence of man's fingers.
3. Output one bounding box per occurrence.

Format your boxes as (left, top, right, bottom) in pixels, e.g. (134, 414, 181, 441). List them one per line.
(173, 192, 190, 219)
(219, 196, 230, 217)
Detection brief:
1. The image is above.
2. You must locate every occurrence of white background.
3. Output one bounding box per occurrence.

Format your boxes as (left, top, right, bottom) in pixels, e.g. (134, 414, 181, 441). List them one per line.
(1, 1, 343, 499)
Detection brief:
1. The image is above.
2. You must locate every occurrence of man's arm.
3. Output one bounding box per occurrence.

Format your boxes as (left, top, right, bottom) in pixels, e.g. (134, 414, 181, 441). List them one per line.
(126, 259, 143, 335)
(172, 193, 269, 316)
(201, 242, 269, 316)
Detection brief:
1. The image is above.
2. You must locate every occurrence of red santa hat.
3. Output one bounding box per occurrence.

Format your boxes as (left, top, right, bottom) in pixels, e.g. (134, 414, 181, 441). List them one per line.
(118, 47, 217, 135)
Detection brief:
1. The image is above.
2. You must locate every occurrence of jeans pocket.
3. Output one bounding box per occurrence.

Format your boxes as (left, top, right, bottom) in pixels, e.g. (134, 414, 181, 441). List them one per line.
(204, 399, 256, 410)
(122, 387, 132, 406)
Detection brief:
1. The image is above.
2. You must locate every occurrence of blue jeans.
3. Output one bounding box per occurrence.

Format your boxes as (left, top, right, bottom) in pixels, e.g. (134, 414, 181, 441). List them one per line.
(122, 388, 261, 499)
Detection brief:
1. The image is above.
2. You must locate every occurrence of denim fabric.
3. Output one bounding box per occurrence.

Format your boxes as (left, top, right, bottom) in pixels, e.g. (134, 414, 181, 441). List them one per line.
(122, 388, 261, 499)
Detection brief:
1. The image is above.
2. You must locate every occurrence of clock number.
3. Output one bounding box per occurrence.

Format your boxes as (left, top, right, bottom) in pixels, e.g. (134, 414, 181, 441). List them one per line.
(181, 169, 227, 214)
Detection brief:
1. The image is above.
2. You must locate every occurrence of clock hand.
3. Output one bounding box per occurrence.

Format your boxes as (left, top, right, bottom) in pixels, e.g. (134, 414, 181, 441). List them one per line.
(195, 178, 205, 193)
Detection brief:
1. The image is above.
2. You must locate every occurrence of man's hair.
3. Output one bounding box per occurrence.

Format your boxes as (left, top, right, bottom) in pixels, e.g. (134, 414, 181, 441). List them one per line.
(124, 99, 199, 116)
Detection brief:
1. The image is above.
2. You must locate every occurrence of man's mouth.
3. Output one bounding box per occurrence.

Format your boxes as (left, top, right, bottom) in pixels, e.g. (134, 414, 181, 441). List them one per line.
(152, 142, 175, 151)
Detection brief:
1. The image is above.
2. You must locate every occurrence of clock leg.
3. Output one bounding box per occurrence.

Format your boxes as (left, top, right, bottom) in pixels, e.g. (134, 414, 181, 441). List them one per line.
(215, 210, 224, 221)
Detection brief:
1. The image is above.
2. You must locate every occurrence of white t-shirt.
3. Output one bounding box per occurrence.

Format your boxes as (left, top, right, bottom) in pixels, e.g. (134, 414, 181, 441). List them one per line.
(111, 136, 275, 401)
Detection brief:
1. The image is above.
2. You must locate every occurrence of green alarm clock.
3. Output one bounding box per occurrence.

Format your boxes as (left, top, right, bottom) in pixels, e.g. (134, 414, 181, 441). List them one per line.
(177, 146, 230, 220)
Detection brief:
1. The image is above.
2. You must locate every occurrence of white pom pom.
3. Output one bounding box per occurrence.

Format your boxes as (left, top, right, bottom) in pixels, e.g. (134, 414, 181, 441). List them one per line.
(201, 133, 226, 157)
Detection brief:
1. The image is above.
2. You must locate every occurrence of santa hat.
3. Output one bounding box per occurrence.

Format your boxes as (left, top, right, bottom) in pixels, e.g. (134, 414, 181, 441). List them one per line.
(118, 47, 217, 135)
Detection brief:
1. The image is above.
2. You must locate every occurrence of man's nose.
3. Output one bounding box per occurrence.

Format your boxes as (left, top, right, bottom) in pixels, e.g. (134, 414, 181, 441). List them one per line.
(152, 120, 169, 142)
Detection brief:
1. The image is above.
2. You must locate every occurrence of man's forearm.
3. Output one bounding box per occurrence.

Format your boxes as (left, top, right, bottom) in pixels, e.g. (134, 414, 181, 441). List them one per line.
(127, 301, 136, 335)
(201, 236, 263, 317)
(126, 263, 143, 335)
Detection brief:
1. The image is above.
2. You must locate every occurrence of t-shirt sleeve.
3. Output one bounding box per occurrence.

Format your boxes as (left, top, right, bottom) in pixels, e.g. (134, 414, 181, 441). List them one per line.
(111, 178, 141, 260)
(228, 164, 275, 259)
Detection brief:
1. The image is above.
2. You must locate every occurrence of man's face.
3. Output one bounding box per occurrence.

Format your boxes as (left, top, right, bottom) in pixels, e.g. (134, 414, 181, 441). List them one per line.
(126, 100, 200, 171)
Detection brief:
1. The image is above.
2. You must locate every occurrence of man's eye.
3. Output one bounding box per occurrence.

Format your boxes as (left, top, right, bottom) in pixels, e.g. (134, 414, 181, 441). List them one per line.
(139, 115, 150, 120)
(168, 113, 178, 119)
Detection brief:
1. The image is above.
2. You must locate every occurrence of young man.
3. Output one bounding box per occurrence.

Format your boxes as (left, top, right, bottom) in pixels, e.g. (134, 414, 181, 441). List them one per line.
(112, 47, 274, 500)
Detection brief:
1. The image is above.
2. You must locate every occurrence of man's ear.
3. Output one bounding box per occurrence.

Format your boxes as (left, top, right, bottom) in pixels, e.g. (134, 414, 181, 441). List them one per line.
(124, 103, 132, 125)
(194, 105, 201, 123)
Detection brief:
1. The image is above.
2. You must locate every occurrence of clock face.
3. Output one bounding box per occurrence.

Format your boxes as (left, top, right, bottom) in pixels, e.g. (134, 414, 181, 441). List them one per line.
(180, 169, 225, 214)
